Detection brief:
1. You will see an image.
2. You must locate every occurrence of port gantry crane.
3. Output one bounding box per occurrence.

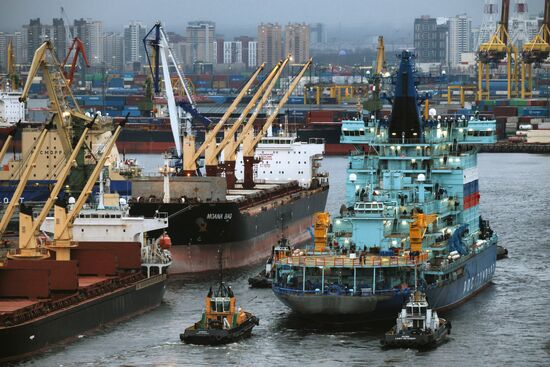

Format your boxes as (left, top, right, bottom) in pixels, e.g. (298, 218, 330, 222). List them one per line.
(62, 37, 90, 87)
(12, 116, 97, 259)
(181, 64, 265, 176)
(477, 0, 519, 101)
(143, 22, 212, 162)
(204, 58, 289, 188)
(240, 59, 312, 189)
(520, 0, 550, 98)
(47, 117, 126, 261)
(60, 7, 90, 87)
(19, 40, 94, 157)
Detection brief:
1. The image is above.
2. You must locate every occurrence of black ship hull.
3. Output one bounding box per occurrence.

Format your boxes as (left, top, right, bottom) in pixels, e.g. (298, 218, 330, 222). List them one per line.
(130, 186, 329, 274)
(180, 315, 260, 345)
(0, 275, 166, 364)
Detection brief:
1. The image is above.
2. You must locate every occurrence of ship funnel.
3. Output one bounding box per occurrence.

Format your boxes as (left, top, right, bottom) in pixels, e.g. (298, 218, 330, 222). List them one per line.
(388, 50, 423, 141)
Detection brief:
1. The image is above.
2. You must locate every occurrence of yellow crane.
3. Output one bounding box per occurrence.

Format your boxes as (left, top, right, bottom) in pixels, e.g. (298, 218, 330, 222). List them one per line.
(241, 59, 312, 189)
(0, 118, 54, 236)
(203, 58, 288, 183)
(520, 0, 550, 98)
(375, 36, 385, 75)
(14, 116, 97, 258)
(0, 121, 20, 164)
(313, 212, 330, 253)
(6, 40, 18, 89)
(409, 212, 438, 253)
(182, 64, 265, 175)
(47, 120, 125, 261)
(19, 40, 93, 156)
(477, 0, 518, 101)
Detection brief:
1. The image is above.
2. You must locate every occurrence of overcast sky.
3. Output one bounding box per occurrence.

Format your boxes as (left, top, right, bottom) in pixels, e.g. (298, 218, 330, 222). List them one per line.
(0, 0, 546, 35)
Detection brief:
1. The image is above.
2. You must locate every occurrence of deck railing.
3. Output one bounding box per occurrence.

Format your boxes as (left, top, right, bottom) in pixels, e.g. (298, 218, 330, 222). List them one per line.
(275, 252, 428, 268)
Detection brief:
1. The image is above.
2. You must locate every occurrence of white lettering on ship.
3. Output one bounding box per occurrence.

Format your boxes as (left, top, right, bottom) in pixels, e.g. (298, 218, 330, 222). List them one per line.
(206, 213, 232, 220)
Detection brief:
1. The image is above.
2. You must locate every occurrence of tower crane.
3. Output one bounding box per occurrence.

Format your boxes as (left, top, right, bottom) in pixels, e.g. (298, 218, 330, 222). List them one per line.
(520, 0, 550, 98)
(207, 58, 288, 188)
(182, 64, 265, 176)
(143, 22, 211, 160)
(241, 59, 312, 189)
(477, 0, 519, 100)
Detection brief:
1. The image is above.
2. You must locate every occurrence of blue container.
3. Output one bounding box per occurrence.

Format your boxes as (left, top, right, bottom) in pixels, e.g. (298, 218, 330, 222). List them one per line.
(108, 78, 124, 88)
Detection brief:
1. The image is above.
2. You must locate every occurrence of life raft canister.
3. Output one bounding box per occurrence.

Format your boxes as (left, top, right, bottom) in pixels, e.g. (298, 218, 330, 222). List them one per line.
(159, 233, 172, 250)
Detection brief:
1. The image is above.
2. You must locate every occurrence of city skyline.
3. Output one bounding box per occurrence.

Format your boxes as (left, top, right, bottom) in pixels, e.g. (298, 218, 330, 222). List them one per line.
(0, 0, 545, 34)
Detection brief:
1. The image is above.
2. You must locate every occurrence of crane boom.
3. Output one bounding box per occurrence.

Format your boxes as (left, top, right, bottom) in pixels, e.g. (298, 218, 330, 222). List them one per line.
(62, 37, 90, 86)
(0, 119, 53, 236)
(500, 0, 510, 45)
(191, 63, 265, 163)
(48, 117, 125, 261)
(20, 40, 92, 156)
(0, 121, 19, 163)
(247, 59, 312, 153)
(229, 56, 290, 154)
(375, 36, 384, 75)
(544, 0, 550, 43)
(206, 60, 285, 167)
(20, 116, 96, 250)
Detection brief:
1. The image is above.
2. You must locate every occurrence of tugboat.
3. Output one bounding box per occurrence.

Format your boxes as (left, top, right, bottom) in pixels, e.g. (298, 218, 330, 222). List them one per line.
(180, 282, 259, 345)
(248, 237, 292, 288)
(381, 290, 451, 349)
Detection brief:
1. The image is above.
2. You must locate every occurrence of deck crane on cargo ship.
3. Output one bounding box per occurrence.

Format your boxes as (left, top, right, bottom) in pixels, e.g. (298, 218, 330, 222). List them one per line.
(0, 118, 53, 238)
(12, 116, 97, 258)
(0, 121, 20, 164)
(365, 36, 385, 115)
(205, 58, 288, 188)
(47, 117, 125, 261)
(477, 0, 519, 100)
(241, 59, 312, 189)
(520, 0, 550, 98)
(181, 64, 265, 176)
(143, 22, 212, 162)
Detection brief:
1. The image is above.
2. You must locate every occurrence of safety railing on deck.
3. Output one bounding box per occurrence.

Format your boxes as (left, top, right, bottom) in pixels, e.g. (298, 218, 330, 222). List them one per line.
(275, 252, 428, 268)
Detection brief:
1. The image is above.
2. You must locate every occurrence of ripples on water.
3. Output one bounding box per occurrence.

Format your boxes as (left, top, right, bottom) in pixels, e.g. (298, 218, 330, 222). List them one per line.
(15, 154, 550, 367)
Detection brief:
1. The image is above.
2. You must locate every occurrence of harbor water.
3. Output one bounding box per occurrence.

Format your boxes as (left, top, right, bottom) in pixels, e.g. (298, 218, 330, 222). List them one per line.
(14, 154, 550, 367)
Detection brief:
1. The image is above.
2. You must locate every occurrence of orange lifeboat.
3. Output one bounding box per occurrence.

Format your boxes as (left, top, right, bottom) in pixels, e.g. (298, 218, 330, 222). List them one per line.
(159, 233, 172, 250)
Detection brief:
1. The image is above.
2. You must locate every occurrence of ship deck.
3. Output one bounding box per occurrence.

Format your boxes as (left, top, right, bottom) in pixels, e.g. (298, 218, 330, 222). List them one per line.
(0, 275, 118, 316)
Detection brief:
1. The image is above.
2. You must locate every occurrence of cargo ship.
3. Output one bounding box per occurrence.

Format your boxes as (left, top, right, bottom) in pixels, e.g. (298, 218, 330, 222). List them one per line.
(272, 50, 498, 320)
(129, 135, 328, 274)
(0, 116, 171, 363)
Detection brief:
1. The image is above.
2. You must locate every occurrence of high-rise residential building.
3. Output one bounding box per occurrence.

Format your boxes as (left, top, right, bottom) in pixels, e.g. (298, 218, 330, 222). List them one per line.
(215, 37, 224, 64)
(414, 16, 437, 62)
(248, 41, 257, 68)
(52, 18, 66, 60)
(235, 36, 254, 68)
(223, 41, 242, 64)
(257, 23, 282, 67)
(186, 21, 215, 63)
(448, 14, 473, 67)
(124, 21, 147, 66)
(414, 16, 448, 64)
(310, 23, 327, 46)
(87, 20, 103, 66)
(103, 32, 123, 70)
(27, 18, 42, 63)
(284, 23, 310, 63)
(0, 33, 9, 72)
